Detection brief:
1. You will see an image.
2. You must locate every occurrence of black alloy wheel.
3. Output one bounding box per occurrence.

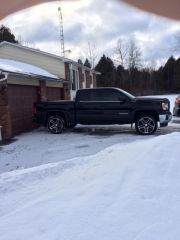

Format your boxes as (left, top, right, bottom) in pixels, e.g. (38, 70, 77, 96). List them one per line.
(135, 115, 157, 135)
(47, 115, 65, 134)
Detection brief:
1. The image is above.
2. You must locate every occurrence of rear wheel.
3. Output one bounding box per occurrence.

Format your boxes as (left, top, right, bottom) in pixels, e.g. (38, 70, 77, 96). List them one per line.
(47, 115, 65, 134)
(135, 115, 157, 135)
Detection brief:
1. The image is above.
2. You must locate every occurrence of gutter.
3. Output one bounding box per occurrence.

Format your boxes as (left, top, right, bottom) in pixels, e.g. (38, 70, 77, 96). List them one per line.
(0, 72, 8, 82)
(0, 69, 67, 83)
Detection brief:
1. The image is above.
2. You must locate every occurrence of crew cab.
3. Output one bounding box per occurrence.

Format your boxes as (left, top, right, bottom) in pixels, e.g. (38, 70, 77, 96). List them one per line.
(33, 88, 172, 135)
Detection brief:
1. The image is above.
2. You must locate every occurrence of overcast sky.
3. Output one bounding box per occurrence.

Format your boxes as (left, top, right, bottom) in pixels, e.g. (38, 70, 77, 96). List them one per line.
(1, 0, 180, 68)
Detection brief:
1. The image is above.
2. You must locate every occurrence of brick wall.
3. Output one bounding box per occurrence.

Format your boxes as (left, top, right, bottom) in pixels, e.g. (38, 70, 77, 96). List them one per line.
(38, 80, 47, 101)
(85, 70, 91, 88)
(0, 82, 12, 140)
(64, 62, 71, 100)
(78, 67, 83, 89)
(93, 73, 97, 88)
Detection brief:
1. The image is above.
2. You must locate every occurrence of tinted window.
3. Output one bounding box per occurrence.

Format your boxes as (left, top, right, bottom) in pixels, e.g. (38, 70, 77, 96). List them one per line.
(77, 90, 91, 101)
(91, 89, 127, 101)
(77, 89, 128, 101)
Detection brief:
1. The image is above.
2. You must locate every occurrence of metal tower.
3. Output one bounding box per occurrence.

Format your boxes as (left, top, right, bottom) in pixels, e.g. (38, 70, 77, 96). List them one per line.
(58, 3, 65, 57)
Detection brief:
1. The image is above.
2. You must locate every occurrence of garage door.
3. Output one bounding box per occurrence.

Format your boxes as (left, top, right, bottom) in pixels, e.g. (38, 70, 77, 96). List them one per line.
(8, 85, 38, 134)
(47, 87, 64, 101)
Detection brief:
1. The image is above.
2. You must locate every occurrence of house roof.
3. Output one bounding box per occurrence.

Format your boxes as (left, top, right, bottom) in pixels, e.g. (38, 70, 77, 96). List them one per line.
(0, 41, 100, 74)
(0, 59, 65, 81)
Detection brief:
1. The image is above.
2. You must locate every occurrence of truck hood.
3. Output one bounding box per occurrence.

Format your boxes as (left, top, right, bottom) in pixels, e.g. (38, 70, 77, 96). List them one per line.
(134, 97, 169, 103)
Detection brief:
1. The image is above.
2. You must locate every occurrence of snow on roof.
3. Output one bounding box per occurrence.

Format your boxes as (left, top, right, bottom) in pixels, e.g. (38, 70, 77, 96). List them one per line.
(0, 59, 59, 80)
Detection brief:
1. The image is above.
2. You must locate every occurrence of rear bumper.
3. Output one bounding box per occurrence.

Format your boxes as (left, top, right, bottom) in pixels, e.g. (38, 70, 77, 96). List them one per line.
(159, 113, 172, 127)
(33, 114, 43, 124)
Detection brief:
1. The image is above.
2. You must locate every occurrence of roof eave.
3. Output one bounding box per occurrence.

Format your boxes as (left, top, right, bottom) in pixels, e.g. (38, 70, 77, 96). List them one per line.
(0, 69, 67, 83)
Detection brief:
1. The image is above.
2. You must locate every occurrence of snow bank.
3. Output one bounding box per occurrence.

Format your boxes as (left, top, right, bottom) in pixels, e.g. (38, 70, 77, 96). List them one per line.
(0, 59, 58, 79)
(0, 133, 180, 240)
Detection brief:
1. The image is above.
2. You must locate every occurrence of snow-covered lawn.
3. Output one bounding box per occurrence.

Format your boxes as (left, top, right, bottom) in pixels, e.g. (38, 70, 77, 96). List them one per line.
(0, 133, 180, 240)
(0, 94, 180, 240)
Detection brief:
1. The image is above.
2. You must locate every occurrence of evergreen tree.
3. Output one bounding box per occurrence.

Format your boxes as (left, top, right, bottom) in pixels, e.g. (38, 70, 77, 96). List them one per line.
(163, 56, 176, 92)
(84, 59, 91, 68)
(0, 25, 18, 43)
(95, 55, 116, 87)
(77, 59, 83, 65)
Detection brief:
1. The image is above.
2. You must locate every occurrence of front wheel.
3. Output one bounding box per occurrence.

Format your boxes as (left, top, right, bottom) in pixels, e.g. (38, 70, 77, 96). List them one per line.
(135, 115, 157, 135)
(47, 115, 65, 134)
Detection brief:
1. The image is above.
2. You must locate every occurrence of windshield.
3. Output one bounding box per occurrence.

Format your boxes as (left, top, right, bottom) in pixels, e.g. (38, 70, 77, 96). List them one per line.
(118, 88, 135, 99)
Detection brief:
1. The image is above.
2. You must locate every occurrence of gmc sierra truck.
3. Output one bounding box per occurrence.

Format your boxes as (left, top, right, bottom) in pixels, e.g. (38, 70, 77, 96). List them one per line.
(33, 87, 172, 135)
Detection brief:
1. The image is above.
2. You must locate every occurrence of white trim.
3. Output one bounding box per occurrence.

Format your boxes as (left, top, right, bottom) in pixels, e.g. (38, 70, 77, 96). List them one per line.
(0, 41, 64, 62)
(0, 72, 8, 82)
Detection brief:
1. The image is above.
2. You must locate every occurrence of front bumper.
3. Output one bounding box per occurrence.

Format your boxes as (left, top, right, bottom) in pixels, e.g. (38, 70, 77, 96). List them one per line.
(173, 107, 180, 117)
(159, 113, 172, 127)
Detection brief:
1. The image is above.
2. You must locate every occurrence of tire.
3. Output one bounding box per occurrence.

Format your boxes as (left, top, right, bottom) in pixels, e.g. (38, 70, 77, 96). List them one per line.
(135, 115, 157, 135)
(47, 115, 65, 134)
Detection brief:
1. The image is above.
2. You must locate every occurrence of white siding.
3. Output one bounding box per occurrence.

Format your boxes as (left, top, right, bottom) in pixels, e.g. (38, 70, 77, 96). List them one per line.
(0, 44, 65, 79)
(7, 75, 39, 86)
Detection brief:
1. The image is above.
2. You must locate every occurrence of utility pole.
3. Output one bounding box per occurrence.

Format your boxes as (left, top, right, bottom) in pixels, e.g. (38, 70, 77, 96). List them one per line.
(58, 2, 65, 57)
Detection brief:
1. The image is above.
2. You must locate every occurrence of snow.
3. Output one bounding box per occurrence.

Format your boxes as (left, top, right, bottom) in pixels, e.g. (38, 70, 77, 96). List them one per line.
(0, 94, 180, 239)
(0, 133, 180, 240)
(0, 59, 59, 79)
(0, 94, 179, 173)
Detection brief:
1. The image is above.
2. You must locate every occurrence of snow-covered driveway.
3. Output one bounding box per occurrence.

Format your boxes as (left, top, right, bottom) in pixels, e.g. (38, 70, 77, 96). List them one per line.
(0, 94, 180, 240)
(1, 120, 180, 174)
(0, 125, 151, 173)
(0, 93, 180, 173)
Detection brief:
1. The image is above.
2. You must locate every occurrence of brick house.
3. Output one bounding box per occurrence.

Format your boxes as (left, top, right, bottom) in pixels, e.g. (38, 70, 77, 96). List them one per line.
(0, 42, 99, 100)
(0, 59, 67, 140)
(0, 42, 99, 140)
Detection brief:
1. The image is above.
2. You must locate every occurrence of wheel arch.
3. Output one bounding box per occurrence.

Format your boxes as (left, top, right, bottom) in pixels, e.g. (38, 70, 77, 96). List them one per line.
(45, 111, 67, 126)
(133, 110, 159, 123)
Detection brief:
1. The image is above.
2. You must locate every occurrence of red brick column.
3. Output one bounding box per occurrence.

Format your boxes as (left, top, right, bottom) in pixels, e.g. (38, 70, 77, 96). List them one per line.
(38, 80, 47, 101)
(0, 83, 12, 140)
(64, 62, 71, 100)
(78, 67, 83, 89)
(85, 70, 91, 88)
(93, 73, 97, 88)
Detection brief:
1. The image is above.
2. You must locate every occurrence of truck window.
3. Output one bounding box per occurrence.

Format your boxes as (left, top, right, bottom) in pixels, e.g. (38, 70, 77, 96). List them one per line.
(91, 89, 127, 101)
(77, 89, 129, 102)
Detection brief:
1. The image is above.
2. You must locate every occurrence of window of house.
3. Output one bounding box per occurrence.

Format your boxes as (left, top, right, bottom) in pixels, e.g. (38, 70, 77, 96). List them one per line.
(82, 73, 85, 82)
(72, 70, 79, 91)
(90, 75, 93, 85)
(72, 70, 76, 90)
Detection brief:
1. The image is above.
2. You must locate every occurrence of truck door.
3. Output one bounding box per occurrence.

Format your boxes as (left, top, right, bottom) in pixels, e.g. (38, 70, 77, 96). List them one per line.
(96, 88, 132, 124)
(76, 89, 104, 124)
(76, 88, 132, 125)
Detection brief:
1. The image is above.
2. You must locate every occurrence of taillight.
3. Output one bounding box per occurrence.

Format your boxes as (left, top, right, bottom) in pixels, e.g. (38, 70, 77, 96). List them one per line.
(33, 106, 37, 115)
(175, 98, 180, 104)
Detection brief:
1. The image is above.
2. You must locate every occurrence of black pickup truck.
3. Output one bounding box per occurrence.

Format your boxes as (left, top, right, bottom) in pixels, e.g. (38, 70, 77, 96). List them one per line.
(33, 87, 172, 135)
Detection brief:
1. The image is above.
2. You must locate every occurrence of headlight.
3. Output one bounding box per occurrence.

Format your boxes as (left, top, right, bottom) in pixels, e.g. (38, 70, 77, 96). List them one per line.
(162, 102, 169, 111)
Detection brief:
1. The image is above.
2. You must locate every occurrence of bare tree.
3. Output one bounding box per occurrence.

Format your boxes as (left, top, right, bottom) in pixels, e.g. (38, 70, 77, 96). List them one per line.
(127, 39, 142, 70)
(87, 42, 98, 69)
(17, 35, 36, 48)
(116, 38, 128, 68)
